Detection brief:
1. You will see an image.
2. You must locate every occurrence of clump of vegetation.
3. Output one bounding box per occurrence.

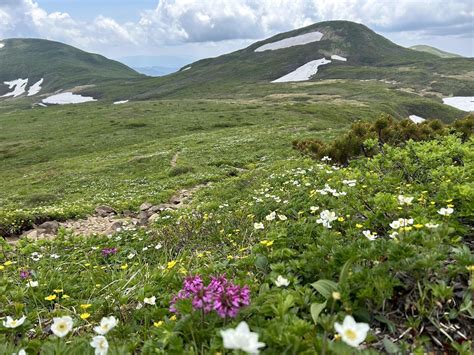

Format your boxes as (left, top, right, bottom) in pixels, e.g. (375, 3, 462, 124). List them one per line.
(293, 114, 473, 164)
(1, 135, 472, 354)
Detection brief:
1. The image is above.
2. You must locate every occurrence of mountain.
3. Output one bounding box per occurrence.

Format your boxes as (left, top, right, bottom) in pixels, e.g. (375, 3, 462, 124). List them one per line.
(127, 20, 473, 100)
(0, 38, 141, 99)
(410, 45, 463, 58)
(132, 66, 178, 76)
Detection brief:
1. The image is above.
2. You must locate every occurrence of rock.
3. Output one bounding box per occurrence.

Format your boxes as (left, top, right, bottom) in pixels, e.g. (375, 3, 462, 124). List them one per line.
(123, 210, 136, 218)
(169, 196, 182, 205)
(148, 213, 160, 223)
(148, 205, 162, 213)
(140, 202, 153, 211)
(95, 205, 116, 217)
(157, 203, 176, 211)
(38, 221, 59, 234)
(139, 211, 149, 226)
(106, 221, 123, 235)
(24, 230, 39, 241)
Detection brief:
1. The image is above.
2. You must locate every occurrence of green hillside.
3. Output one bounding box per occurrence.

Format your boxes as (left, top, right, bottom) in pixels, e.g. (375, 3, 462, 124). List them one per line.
(0, 38, 141, 97)
(410, 45, 463, 58)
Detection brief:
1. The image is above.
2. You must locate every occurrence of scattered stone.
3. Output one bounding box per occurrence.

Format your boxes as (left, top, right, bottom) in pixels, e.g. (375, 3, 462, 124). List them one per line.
(95, 205, 116, 217)
(148, 214, 161, 223)
(38, 221, 59, 234)
(148, 205, 162, 213)
(139, 211, 149, 226)
(140, 202, 153, 211)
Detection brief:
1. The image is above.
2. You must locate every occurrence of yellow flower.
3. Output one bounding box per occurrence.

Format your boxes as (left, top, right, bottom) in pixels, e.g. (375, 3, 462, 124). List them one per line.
(446, 199, 453, 203)
(260, 240, 274, 247)
(169, 315, 177, 321)
(62, 294, 70, 299)
(95, 284, 102, 288)
(80, 304, 92, 310)
(337, 217, 344, 222)
(402, 226, 413, 232)
(466, 265, 474, 272)
(414, 224, 424, 229)
(120, 264, 128, 270)
(80, 313, 91, 320)
(4, 261, 13, 266)
(197, 253, 205, 258)
(355, 224, 363, 229)
(84, 263, 91, 267)
(332, 291, 341, 300)
(0, 265, 4, 271)
(153, 321, 163, 327)
(54, 289, 63, 293)
(447, 204, 454, 208)
(430, 201, 435, 205)
(227, 255, 234, 260)
(45, 294, 57, 301)
(167, 260, 178, 269)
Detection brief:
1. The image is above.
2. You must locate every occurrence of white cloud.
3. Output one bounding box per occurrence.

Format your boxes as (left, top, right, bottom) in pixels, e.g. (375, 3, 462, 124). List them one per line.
(0, 0, 472, 57)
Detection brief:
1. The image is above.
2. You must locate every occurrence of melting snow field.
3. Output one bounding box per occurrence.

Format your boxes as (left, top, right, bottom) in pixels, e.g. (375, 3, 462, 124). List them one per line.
(27, 78, 43, 96)
(113, 100, 129, 105)
(331, 55, 347, 61)
(255, 31, 323, 52)
(442, 97, 474, 112)
(182, 66, 191, 71)
(272, 58, 331, 83)
(1, 79, 28, 97)
(43, 92, 97, 105)
(0, 43, 4, 49)
(409, 115, 426, 124)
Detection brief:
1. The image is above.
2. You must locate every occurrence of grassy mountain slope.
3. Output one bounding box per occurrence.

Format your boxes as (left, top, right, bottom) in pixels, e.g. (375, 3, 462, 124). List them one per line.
(0, 38, 141, 97)
(410, 45, 463, 58)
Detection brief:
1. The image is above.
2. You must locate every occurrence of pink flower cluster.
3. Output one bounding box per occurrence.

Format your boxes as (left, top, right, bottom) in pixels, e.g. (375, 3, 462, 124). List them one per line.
(101, 247, 118, 257)
(170, 275, 250, 318)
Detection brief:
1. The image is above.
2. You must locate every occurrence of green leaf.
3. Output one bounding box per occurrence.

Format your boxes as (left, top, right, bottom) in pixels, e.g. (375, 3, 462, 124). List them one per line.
(310, 301, 327, 325)
(382, 337, 400, 354)
(311, 279, 338, 300)
(338, 258, 354, 285)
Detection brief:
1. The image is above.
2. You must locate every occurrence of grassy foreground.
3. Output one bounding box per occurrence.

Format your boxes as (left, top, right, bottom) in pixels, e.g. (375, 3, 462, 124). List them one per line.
(1, 134, 472, 354)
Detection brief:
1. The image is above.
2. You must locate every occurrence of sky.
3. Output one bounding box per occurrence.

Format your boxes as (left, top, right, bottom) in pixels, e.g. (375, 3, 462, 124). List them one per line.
(1, 0, 473, 70)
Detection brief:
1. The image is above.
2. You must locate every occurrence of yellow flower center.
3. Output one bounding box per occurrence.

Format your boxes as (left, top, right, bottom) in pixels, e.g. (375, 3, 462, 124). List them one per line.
(58, 323, 67, 331)
(344, 329, 357, 341)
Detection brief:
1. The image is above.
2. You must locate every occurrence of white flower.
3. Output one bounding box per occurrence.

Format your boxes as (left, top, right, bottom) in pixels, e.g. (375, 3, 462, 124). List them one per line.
(277, 214, 287, 221)
(389, 231, 399, 239)
(389, 218, 413, 229)
(3, 315, 26, 328)
(26, 280, 39, 288)
(362, 230, 377, 241)
(253, 222, 264, 230)
(425, 223, 439, 229)
(342, 179, 356, 187)
(94, 316, 118, 335)
(51, 316, 73, 337)
(142, 247, 149, 251)
(90, 335, 109, 355)
(143, 296, 156, 305)
(274, 275, 290, 287)
(50, 254, 60, 259)
(220, 321, 265, 354)
(265, 212, 276, 221)
(127, 253, 135, 260)
(155, 243, 162, 250)
(30, 252, 43, 262)
(334, 315, 370, 348)
(310, 206, 319, 213)
(321, 156, 332, 161)
(15, 349, 27, 355)
(316, 210, 338, 229)
(438, 207, 454, 216)
(398, 195, 414, 205)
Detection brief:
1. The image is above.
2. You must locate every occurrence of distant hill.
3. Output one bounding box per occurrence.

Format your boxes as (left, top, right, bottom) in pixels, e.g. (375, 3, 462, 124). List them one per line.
(410, 45, 462, 58)
(0, 38, 141, 98)
(127, 20, 473, 99)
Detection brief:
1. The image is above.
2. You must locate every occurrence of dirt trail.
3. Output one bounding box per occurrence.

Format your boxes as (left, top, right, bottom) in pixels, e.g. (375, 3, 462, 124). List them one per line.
(5, 183, 209, 246)
(171, 151, 180, 168)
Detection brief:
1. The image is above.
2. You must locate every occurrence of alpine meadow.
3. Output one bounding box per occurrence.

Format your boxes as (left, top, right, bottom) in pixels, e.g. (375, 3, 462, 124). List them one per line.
(0, 4, 473, 355)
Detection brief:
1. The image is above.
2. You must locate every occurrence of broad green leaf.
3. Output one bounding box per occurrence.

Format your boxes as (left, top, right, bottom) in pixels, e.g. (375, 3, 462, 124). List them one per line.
(382, 337, 400, 354)
(338, 258, 354, 284)
(310, 301, 327, 325)
(311, 279, 338, 300)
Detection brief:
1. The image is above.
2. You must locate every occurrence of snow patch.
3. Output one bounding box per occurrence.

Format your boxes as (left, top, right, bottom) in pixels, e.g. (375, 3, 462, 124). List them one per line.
(38, 103, 48, 107)
(409, 115, 426, 124)
(27, 78, 43, 96)
(43, 92, 97, 105)
(0, 43, 4, 49)
(442, 97, 474, 112)
(272, 58, 331, 83)
(255, 31, 323, 52)
(1, 78, 29, 97)
(182, 66, 191, 71)
(114, 100, 129, 105)
(331, 55, 347, 61)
